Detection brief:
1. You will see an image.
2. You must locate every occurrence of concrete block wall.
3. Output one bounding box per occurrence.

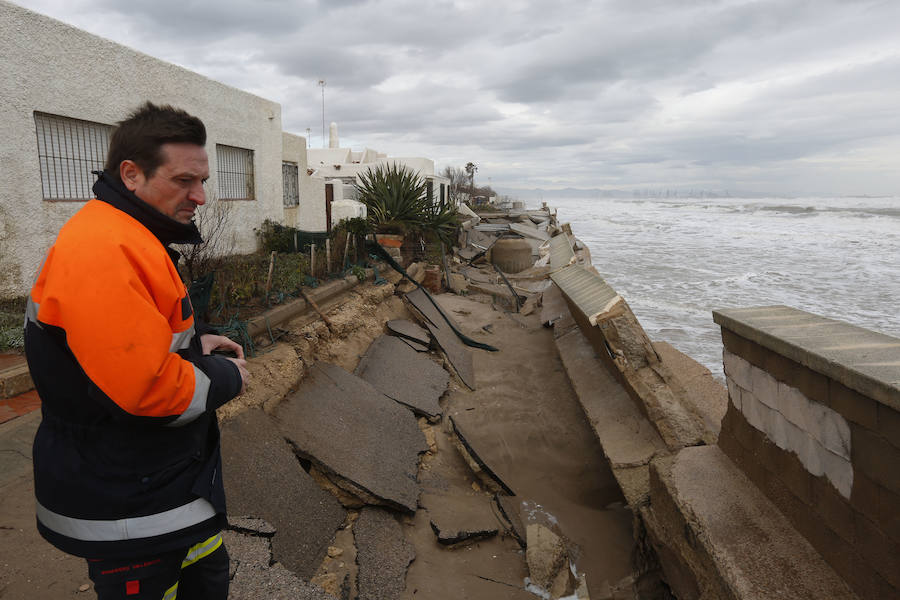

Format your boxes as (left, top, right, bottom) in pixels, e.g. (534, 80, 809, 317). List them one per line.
(714, 306, 900, 600)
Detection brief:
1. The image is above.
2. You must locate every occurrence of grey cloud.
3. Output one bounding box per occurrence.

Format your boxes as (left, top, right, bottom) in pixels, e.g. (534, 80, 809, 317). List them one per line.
(12, 0, 900, 193)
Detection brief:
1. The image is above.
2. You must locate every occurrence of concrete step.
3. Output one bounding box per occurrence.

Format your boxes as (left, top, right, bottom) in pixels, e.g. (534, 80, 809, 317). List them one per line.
(644, 445, 858, 600)
(554, 321, 667, 508)
(0, 354, 32, 399)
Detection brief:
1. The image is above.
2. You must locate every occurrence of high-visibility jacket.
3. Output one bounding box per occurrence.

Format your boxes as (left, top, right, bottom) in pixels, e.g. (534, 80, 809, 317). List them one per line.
(25, 173, 242, 559)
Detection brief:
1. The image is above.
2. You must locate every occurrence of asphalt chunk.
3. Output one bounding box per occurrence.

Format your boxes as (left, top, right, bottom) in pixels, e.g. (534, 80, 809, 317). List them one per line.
(354, 335, 447, 420)
(355, 507, 415, 600)
(221, 408, 347, 580)
(275, 363, 428, 514)
(386, 319, 431, 346)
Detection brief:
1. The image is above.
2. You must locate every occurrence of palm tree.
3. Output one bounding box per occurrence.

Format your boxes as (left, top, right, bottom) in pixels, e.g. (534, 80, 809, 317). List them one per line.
(464, 162, 478, 201)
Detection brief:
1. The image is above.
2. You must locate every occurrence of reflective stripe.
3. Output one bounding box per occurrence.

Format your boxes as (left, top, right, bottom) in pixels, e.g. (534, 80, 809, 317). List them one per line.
(181, 533, 223, 568)
(36, 497, 216, 542)
(25, 297, 41, 327)
(162, 582, 178, 600)
(169, 326, 195, 352)
(166, 366, 210, 428)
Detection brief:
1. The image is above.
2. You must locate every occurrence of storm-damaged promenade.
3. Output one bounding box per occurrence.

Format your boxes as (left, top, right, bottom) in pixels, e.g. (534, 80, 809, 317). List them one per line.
(4, 203, 900, 599)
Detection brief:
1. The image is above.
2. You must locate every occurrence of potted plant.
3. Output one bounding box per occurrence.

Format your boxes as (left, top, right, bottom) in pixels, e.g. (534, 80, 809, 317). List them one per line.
(355, 163, 429, 246)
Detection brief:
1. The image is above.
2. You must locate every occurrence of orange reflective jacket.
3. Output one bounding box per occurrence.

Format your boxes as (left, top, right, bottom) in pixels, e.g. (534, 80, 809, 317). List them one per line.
(26, 174, 240, 559)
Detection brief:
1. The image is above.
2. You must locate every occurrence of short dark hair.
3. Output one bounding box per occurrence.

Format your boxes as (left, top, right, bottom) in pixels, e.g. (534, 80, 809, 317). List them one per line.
(105, 102, 206, 183)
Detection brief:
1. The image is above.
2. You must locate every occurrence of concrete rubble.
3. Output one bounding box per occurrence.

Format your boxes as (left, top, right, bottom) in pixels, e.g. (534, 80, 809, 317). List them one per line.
(354, 334, 447, 420)
(426, 493, 499, 545)
(275, 362, 428, 513)
(525, 524, 576, 600)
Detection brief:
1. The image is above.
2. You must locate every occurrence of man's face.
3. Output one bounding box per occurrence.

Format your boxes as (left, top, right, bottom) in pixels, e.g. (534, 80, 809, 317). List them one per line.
(121, 143, 209, 224)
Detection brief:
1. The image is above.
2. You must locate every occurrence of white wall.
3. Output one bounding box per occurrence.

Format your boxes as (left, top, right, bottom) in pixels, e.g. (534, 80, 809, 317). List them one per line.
(0, 0, 284, 296)
(282, 132, 327, 232)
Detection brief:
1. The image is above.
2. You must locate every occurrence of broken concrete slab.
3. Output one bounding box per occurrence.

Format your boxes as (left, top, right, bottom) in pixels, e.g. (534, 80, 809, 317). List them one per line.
(386, 319, 430, 346)
(554, 327, 666, 471)
(354, 507, 416, 600)
(448, 272, 468, 294)
(493, 494, 526, 549)
(519, 294, 541, 316)
(510, 222, 551, 242)
(459, 265, 496, 285)
(275, 363, 428, 514)
(425, 493, 499, 546)
(225, 530, 335, 600)
(354, 335, 448, 420)
(540, 283, 569, 327)
(406, 288, 476, 390)
(221, 408, 347, 580)
(526, 524, 575, 600)
(448, 415, 514, 496)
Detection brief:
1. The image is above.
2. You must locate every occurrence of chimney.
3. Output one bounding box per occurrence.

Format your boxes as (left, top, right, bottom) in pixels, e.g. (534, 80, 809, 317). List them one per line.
(329, 122, 339, 148)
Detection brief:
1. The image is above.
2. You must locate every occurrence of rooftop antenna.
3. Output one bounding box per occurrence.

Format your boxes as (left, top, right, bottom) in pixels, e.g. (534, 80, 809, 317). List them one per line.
(306, 128, 311, 149)
(318, 79, 326, 149)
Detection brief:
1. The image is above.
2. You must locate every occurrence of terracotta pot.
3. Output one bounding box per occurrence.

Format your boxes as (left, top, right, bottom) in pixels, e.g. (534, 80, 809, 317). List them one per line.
(375, 233, 404, 248)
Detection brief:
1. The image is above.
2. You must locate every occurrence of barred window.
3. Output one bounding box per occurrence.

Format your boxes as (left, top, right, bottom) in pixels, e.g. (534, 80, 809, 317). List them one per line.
(34, 112, 113, 201)
(216, 144, 255, 200)
(282, 161, 299, 207)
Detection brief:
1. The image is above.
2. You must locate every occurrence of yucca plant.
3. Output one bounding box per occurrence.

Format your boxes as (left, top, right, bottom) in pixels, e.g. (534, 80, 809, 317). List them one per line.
(356, 163, 430, 235)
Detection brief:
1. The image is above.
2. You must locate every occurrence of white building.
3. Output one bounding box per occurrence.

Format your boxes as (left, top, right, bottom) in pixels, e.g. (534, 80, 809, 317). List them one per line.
(308, 124, 453, 212)
(0, 0, 330, 297)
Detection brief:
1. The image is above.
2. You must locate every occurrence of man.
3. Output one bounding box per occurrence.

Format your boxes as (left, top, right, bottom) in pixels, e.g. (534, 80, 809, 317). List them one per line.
(25, 102, 249, 599)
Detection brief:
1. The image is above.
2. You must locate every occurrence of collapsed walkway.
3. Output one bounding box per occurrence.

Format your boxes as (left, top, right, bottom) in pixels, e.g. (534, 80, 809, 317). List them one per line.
(2, 204, 890, 599)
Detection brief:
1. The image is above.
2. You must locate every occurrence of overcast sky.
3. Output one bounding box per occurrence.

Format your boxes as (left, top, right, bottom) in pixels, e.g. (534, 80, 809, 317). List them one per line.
(14, 0, 900, 195)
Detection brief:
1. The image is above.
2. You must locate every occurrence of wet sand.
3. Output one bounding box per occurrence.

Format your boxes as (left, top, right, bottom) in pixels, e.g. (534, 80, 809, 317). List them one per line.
(413, 293, 636, 598)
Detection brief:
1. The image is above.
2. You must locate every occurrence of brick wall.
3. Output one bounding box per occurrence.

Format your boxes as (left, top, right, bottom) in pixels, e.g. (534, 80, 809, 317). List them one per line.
(716, 325, 900, 600)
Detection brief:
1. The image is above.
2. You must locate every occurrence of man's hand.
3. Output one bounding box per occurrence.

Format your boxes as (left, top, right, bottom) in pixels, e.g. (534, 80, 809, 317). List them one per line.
(226, 357, 249, 395)
(200, 334, 244, 359)
(200, 334, 248, 394)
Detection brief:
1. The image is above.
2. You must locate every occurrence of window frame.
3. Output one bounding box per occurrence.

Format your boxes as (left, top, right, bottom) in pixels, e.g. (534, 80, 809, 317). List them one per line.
(216, 144, 256, 201)
(33, 112, 113, 201)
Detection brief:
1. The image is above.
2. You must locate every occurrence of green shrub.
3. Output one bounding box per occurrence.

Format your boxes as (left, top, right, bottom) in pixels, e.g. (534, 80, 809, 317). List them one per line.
(255, 219, 298, 253)
(0, 297, 26, 352)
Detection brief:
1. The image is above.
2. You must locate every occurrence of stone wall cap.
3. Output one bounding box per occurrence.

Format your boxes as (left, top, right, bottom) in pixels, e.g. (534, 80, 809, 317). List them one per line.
(713, 305, 900, 412)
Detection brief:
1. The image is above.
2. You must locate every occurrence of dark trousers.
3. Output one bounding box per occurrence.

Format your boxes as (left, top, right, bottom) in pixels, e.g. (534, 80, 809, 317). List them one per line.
(87, 542, 229, 599)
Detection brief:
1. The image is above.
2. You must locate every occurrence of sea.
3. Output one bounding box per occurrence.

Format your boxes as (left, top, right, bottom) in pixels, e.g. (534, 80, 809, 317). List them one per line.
(545, 195, 900, 381)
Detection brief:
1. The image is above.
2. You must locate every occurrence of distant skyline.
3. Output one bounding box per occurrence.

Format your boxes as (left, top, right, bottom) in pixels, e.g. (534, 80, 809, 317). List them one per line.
(11, 0, 900, 196)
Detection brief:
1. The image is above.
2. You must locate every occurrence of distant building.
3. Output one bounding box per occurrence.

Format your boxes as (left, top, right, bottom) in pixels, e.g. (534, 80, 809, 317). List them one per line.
(308, 124, 452, 212)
